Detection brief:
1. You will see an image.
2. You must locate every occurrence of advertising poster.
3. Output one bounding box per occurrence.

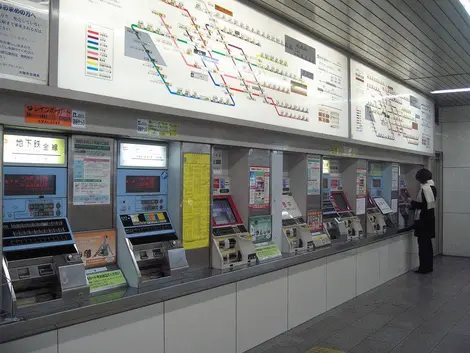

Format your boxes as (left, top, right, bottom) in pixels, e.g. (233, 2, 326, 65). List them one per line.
(249, 166, 270, 209)
(75, 229, 116, 268)
(0, 0, 49, 84)
(307, 209, 323, 232)
(248, 215, 272, 244)
(356, 198, 366, 216)
(73, 136, 112, 205)
(182, 153, 211, 250)
(307, 155, 321, 195)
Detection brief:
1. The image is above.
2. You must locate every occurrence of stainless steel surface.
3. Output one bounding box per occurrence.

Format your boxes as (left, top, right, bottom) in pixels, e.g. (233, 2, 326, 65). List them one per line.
(248, 0, 470, 107)
(0, 229, 412, 344)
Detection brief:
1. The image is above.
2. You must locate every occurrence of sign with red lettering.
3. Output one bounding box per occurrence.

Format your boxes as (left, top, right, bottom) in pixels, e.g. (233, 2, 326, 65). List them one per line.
(24, 104, 86, 128)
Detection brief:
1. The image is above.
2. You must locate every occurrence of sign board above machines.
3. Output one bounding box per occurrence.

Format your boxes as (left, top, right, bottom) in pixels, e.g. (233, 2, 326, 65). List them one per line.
(4, 134, 66, 165)
(118, 142, 167, 169)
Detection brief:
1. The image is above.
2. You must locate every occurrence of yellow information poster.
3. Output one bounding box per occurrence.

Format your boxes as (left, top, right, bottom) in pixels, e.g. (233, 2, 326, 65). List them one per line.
(182, 153, 211, 250)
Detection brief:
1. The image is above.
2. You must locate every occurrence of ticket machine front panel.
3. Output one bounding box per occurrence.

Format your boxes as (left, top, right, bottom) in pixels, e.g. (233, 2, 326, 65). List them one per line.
(116, 142, 187, 288)
(2, 148, 88, 314)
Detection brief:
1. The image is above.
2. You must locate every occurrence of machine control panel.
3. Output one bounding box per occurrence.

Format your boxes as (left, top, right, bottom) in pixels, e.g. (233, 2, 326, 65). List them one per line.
(3, 218, 74, 251)
(119, 211, 177, 238)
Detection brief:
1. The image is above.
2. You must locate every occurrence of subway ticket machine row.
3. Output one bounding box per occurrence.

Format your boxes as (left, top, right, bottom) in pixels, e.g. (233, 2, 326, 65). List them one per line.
(116, 141, 187, 288)
(322, 159, 363, 241)
(2, 133, 89, 315)
(211, 176, 256, 269)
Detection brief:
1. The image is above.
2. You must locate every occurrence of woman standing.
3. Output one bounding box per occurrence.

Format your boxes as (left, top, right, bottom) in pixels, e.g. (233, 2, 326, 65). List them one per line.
(409, 168, 437, 274)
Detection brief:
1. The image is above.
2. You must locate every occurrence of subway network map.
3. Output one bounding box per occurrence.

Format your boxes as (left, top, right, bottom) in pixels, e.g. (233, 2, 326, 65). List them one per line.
(58, 0, 349, 137)
(351, 60, 434, 153)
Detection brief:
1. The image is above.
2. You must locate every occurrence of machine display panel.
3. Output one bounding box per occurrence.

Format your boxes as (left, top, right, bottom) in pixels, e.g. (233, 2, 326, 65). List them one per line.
(213, 198, 237, 226)
(331, 191, 350, 211)
(4, 174, 56, 196)
(126, 175, 160, 194)
(119, 142, 167, 168)
(372, 179, 382, 187)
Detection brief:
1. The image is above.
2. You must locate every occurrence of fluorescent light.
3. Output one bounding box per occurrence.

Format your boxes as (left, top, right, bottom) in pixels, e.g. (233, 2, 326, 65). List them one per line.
(460, 0, 470, 15)
(431, 87, 470, 94)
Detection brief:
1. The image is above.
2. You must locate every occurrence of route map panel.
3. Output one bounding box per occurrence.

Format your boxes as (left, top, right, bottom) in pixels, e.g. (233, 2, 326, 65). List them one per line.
(351, 60, 434, 154)
(57, 0, 348, 137)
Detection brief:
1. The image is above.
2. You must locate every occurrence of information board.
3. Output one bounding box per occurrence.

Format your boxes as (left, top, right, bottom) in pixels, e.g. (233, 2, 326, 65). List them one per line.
(351, 60, 434, 153)
(57, 0, 348, 137)
(4, 134, 66, 165)
(0, 0, 49, 84)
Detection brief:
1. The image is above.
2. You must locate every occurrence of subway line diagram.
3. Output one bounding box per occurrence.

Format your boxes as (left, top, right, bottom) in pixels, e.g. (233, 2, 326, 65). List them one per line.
(124, 0, 345, 128)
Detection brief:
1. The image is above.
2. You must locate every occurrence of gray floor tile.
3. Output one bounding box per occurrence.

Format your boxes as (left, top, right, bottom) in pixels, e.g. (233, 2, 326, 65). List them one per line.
(349, 338, 395, 353)
(431, 333, 470, 353)
(373, 303, 408, 317)
(450, 316, 470, 336)
(387, 307, 430, 330)
(390, 330, 446, 353)
(320, 325, 373, 351)
(353, 312, 394, 332)
(366, 325, 412, 345)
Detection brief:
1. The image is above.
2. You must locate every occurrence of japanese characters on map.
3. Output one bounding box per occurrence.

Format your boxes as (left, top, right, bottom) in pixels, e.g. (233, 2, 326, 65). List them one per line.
(57, 0, 349, 137)
(351, 60, 434, 153)
(0, 0, 49, 83)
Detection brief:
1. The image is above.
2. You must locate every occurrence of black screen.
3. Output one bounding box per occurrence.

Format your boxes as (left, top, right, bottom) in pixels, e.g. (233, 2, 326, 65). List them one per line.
(126, 176, 160, 193)
(323, 178, 329, 189)
(213, 199, 237, 226)
(332, 192, 349, 211)
(4, 174, 56, 196)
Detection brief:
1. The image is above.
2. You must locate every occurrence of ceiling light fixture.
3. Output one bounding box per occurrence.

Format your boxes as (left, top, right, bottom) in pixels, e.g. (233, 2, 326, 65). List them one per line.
(431, 87, 470, 94)
(460, 0, 470, 15)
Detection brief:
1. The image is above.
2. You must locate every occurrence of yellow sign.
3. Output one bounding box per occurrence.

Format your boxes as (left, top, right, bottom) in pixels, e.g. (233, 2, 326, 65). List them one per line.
(182, 153, 211, 250)
(4, 134, 66, 165)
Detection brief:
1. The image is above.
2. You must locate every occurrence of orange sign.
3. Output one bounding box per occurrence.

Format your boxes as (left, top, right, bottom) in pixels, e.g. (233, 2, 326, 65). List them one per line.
(24, 104, 72, 127)
(74, 229, 117, 268)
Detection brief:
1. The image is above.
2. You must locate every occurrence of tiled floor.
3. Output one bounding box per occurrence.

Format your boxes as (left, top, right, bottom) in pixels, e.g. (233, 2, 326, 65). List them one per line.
(246, 256, 470, 353)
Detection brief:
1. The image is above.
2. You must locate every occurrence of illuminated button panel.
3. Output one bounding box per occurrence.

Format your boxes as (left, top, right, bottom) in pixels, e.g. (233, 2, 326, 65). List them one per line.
(3, 198, 66, 221)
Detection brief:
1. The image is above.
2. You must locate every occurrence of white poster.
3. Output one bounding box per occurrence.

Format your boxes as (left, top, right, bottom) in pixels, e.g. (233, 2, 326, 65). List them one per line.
(355, 197, 365, 215)
(307, 155, 321, 195)
(57, 0, 349, 138)
(73, 137, 112, 205)
(391, 199, 398, 213)
(351, 60, 434, 153)
(0, 0, 49, 83)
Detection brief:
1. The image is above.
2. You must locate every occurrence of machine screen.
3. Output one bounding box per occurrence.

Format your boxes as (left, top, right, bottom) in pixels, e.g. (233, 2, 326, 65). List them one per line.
(213, 199, 237, 226)
(4, 174, 56, 196)
(322, 178, 329, 189)
(332, 192, 349, 211)
(373, 179, 381, 187)
(126, 175, 160, 193)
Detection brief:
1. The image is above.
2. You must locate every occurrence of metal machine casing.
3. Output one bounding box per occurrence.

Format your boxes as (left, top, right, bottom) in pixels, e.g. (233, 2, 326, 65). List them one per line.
(116, 141, 187, 288)
(2, 136, 89, 315)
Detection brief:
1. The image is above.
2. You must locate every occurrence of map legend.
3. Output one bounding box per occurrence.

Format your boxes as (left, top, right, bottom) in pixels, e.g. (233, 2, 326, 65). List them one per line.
(85, 24, 114, 80)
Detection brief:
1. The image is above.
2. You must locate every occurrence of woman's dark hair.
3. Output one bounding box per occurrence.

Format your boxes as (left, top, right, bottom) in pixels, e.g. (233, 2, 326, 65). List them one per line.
(415, 168, 432, 183)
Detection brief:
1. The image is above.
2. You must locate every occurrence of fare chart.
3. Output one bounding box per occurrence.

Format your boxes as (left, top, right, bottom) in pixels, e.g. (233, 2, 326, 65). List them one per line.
(351, 60, 434, 153)
(57, 0, 349, 137)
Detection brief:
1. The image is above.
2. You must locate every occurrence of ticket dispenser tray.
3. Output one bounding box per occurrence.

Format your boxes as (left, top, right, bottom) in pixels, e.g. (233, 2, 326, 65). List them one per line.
(281, 218, 315, 253)
(212, 225, 257, 269)
(118, 212, 188, 289)
(2, 218, 89, 316)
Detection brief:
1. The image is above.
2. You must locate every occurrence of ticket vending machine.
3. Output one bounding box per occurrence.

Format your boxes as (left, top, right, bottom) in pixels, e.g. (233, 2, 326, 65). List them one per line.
(211, 181, 256, 269)
(322, 159, 363, 241)
(2, 133, 89, 315)
(329, 191, 363, 241)
(281, 194, 315, 253)
(116, 141, 188, 288)
(367, 162, 398, 234)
